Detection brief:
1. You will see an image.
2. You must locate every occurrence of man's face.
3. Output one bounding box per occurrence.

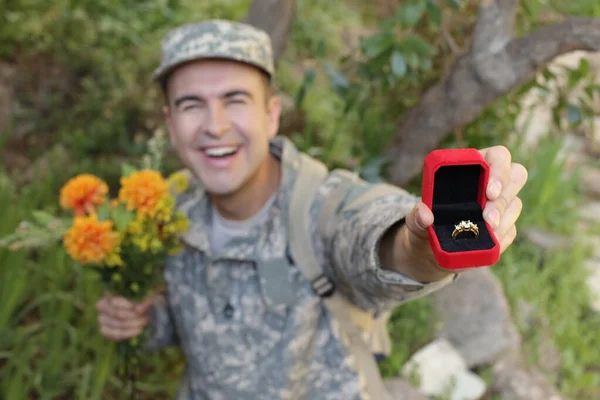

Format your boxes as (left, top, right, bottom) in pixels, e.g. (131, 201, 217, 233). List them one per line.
(164, 59, 280, 195)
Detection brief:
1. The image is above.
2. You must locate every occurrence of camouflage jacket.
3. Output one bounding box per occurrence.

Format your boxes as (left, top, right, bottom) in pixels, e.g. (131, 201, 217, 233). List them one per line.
(145, 136, 454, 400)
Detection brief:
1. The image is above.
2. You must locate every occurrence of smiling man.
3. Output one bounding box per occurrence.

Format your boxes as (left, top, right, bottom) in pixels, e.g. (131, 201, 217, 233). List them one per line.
(95, 20, 528, 400)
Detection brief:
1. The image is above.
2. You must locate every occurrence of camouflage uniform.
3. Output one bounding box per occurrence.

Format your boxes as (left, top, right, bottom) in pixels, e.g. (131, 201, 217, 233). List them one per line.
(148, 20, 455, 399)
(145, 136, 454, 399)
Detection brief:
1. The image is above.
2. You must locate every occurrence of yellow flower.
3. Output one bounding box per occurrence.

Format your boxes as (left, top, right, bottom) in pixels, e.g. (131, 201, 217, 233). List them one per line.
(63, 214, 121, 265)
(119, 170, 169, 218)
(167, 171, 189, 194)
(60, 174, 109, 217)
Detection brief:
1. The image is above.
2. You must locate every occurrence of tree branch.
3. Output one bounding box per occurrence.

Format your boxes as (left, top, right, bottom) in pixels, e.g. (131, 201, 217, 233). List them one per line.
(471, 0, 518, 56)
(243, 0, 297, 63)
(385, 16, 600, 187)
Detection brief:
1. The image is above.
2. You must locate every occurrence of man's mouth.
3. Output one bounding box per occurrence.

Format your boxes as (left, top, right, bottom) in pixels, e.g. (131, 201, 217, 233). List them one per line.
(201, 146, 240, 158)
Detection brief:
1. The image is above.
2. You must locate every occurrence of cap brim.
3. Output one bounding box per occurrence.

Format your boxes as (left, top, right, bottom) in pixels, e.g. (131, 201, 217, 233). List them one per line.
(153, 53, 273, 83)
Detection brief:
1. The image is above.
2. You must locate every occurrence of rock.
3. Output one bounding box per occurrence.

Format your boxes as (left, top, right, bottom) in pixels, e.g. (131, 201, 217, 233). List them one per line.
(384, 378, 428, 400)
(581, 167, 600, 199)
(584, 259, 600, 312)
(401, 339, 486, 400)
(536, 327, 562, 381)
(579, 202, 600, 225)
(515, 298, 537, 331)
(523, 228, 572, 250)
(433, 268, 522, 367)
(493, 350, 566, 400)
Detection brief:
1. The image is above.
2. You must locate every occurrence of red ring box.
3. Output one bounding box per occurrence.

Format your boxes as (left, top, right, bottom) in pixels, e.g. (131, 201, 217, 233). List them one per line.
(422, 148, 500, 270)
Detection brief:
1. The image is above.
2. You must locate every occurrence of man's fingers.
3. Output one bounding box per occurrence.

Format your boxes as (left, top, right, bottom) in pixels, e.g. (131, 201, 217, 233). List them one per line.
(97, 302, 138, 321)
(480, 146, 512, 200)
(98, 314, 149, 331)
(494, 197, 523, 240)
(499, 225, 517, 254)
(110, 296, 136, 310)
(99, 325, 144, 342)
(483, 162, 528, 229)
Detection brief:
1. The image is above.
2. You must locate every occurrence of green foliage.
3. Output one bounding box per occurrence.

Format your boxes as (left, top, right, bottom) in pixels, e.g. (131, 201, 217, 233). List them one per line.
(1, 0, 250, 157)
(513, 137, 583, 232)
(2, 0, 600, 398)
(378, 297, 436, 377)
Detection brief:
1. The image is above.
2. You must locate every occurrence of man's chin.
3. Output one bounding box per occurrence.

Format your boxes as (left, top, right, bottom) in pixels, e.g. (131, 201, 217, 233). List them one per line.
(201, 179, 243, 197)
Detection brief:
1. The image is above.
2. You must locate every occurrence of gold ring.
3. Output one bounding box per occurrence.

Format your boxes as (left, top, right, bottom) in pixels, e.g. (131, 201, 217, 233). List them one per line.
(452, 220, 479, 240)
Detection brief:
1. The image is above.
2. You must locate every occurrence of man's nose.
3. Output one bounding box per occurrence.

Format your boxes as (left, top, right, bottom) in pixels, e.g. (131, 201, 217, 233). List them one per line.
(205, 104, 230, 138)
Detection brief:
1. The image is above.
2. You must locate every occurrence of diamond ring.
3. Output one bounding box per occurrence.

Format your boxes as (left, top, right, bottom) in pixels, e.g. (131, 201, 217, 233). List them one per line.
(451, 220, 479, 240)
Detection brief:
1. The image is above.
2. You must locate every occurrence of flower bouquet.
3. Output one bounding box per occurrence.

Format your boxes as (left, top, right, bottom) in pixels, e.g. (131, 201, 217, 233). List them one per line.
(0, 141, 190, 397)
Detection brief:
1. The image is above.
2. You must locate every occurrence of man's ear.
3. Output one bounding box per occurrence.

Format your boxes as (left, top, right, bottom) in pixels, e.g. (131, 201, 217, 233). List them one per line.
(267, 95, 281, 139)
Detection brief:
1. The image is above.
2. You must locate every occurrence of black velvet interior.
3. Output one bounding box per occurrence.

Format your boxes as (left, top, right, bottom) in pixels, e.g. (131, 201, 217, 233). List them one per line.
(431, 164, 495, 252)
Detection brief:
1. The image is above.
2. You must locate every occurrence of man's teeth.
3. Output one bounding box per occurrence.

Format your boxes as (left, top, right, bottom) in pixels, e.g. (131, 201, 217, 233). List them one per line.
(204, 146, 238, 157)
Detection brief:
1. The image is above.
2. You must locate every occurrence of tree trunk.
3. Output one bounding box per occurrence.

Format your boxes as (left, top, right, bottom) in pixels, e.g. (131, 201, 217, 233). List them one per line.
(243, 0, 297, 63)
(384, 0, 600, 186)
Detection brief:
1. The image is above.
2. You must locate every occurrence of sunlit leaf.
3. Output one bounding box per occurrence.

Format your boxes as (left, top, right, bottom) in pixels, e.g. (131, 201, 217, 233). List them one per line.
(121, 163, 137, 177)
(390, 51, 407, 78)
(397, 0, 427, 28)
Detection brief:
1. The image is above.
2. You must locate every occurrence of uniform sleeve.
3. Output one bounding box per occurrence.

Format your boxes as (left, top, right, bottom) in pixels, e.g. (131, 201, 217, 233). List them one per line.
(142, 294, 179, 352)
(312, 172, 456, 315)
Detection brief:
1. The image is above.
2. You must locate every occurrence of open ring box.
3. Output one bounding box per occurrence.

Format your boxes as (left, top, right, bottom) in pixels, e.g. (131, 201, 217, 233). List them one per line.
(421, 148, 500, 270)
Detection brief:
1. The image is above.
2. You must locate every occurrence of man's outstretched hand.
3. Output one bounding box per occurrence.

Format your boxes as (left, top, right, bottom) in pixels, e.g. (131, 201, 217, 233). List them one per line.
(382, 145, 528, 282)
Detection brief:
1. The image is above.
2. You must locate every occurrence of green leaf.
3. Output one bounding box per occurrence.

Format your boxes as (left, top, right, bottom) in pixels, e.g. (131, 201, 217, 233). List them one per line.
(405, 52, 420, 69)
(578, 58, 590, 76)
(295, 68, 316, 107)
(361, 33, 393, 59)
(426, 0, 442, 29)
(542, 68, 556, 83)
(398, 34, 436, 56)
(31, 211, 55, 226)
(96, 201, 110, 221)
(443, 0, 462, 10)
(112, 206, 134, 231)
(397, 0, 427, 28)
(324, 64, 349, 97)
(121, 163, 138, 177)
(420, 57, 433, 71)
(390, 51, 407, 78)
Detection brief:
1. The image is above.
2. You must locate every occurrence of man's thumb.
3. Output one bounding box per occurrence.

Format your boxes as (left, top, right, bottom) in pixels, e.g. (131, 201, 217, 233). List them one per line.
(405, 202, 433, 240)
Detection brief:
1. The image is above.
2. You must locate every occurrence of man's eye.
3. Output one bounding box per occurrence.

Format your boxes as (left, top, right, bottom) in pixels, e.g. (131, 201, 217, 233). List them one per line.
(183, 104, 202, 111)
(228, 98, 246, 105)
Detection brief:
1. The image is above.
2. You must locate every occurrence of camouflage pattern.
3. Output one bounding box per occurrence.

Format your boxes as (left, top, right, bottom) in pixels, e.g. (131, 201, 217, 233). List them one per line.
(144, 137, 454, 399)
(153, 19, 274, 82)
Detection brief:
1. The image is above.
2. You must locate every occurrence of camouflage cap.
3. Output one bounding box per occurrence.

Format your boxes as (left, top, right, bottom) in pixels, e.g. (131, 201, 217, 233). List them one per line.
(153, 19, 274, 83)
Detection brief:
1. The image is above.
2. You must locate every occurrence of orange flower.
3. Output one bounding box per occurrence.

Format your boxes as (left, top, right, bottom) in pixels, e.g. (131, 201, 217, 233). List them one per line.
(60, 174, 108, 216)
(118, 170, 169, 217)
(63, 214, 121, 265)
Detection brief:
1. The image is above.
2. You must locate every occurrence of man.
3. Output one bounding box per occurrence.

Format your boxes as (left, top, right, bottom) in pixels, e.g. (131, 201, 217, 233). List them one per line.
(96, 20, 527, 399)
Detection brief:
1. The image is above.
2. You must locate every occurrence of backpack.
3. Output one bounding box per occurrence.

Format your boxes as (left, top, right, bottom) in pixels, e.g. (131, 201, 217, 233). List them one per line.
(288, 153, 400, 400)
(175, 150, 400, 400)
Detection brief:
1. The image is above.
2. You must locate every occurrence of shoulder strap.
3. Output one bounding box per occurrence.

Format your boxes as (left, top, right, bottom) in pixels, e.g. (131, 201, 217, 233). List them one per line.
(288, 154, 388, 400)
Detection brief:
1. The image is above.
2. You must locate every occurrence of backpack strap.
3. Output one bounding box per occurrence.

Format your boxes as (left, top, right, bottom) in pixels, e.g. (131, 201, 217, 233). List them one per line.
(287, 154, 388, 400)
